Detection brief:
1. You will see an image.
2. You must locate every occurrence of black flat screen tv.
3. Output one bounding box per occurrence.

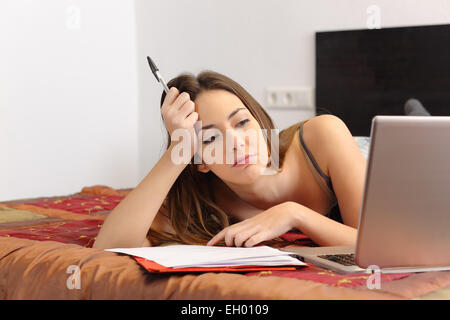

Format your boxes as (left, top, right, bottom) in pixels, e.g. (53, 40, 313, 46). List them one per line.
(315, 24, 450, 136)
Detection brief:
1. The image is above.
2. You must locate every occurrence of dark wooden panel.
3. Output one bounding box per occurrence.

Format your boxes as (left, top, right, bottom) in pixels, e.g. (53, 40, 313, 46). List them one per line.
(316, 24, 450, 136)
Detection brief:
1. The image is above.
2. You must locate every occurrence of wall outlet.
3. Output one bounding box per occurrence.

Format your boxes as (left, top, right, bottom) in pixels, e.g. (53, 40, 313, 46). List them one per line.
(265, 87, 314, 110)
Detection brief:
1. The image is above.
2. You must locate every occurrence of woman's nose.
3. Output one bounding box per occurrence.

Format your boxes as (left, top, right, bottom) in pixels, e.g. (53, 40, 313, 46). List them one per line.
(229, 131, 246, 151)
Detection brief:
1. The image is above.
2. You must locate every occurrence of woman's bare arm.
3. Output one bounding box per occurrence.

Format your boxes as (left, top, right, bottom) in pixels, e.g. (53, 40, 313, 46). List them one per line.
(205, 201, 357, 247)
(92, 143, 186, 249)
(292, 203, 358, 247)
(93, 87, 199, 249)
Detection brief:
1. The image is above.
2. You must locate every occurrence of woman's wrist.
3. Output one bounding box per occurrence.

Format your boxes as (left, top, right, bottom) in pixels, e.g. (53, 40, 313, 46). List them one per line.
(168, 127, 198, 161)
(282, 201, 305, 230)
(286, 201, 358, 247)
(166, 141, 193, 167)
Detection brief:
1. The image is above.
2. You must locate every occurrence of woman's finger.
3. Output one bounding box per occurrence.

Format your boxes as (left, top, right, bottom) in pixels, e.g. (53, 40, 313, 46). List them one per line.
(244, 232, 267, 248)
(172, 91, 191, 111)
(161, 87, 179, 114)
(209, 228, 269, 247)
(223, 222, 252, 247)
(224, 228, 236, 247)
(206, 228, 226, 246)
(176, 100, 195, 121)
(207, 220, 254, 246)
(234, 226, 260, 247)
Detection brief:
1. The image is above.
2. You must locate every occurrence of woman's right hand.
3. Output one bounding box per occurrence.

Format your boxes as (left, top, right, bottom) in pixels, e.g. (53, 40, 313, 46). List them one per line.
(161, 87, 200, 158)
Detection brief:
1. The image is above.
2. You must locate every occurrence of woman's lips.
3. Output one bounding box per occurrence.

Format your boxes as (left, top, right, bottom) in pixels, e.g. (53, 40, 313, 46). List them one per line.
(233, 154, 256, 167)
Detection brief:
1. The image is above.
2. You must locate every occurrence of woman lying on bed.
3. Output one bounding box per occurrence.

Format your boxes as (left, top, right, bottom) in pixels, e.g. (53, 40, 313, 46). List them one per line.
(93, 71, 367, 249)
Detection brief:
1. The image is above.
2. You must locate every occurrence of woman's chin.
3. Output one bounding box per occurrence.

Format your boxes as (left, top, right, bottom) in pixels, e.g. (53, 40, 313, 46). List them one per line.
(234, 163, 267, 181)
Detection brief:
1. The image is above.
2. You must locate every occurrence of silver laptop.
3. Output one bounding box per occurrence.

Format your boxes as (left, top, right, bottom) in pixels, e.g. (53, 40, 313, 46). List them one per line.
(282, 115, 450, 274)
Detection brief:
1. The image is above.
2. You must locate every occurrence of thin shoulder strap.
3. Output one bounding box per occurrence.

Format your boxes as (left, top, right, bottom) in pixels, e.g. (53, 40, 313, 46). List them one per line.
(298, 121, 339, 218)
(298, 122, 334, 192)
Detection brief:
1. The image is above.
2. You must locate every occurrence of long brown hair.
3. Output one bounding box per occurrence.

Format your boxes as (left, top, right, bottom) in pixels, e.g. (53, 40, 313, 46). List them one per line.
(147, 70, 309, 246)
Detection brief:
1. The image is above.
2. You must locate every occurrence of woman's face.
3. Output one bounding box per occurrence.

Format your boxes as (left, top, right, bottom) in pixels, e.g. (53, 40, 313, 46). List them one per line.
(194, 89, 270, 184)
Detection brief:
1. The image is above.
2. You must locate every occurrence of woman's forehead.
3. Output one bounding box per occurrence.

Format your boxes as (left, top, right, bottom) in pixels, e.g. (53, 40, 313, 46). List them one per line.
(195, 89, 247, 118)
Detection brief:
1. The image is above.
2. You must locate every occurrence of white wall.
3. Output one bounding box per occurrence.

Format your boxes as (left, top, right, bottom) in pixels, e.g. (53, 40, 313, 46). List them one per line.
(2, 0, 449, 201)
(135, 0, 450, 180)
(0, 0, 139, 201)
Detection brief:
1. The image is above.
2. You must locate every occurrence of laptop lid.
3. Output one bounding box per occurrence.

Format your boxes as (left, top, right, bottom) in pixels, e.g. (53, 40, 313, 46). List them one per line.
(355, 115, 450, 269)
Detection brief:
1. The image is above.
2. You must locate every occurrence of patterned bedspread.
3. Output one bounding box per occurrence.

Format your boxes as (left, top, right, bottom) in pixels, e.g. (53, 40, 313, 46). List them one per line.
(0, 185, 449, 299)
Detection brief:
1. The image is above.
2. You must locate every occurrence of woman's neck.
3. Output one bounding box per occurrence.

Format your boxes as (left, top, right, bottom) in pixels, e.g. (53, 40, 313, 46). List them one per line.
(220, 167, 294, 210)
(213, 130, 305, 211)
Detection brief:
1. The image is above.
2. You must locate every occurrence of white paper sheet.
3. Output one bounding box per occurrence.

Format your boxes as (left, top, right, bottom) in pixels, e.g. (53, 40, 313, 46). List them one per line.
(172, 258, 303, 269)
(105, 245, 306, 268)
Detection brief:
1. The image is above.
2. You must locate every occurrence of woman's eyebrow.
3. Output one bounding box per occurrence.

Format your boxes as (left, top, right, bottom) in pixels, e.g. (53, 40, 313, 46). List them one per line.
(201, 107, 247, 130)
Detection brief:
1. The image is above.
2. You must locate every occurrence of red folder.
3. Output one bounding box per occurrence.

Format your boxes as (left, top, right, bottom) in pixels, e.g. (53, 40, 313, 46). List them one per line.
(134, 256, 304, 273)
(133, 231, 311, 273)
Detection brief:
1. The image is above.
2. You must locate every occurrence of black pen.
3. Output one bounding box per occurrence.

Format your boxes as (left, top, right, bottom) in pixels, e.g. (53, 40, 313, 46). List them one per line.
(147, 56, 169, 94)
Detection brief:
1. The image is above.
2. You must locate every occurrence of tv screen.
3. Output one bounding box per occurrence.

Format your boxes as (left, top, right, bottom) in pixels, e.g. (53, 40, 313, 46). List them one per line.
(316, 24, 450, 136)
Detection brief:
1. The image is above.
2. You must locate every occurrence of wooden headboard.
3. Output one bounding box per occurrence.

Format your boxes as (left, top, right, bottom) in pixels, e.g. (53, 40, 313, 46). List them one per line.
(315, 24, 450, 137)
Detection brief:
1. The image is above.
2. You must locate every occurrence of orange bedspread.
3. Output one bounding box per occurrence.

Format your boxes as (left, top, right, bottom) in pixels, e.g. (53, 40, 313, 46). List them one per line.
(1, 185, 449, 299)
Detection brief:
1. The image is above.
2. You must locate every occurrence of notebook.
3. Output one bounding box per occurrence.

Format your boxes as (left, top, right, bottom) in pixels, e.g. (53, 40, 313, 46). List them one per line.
(106, 245, 306, 273)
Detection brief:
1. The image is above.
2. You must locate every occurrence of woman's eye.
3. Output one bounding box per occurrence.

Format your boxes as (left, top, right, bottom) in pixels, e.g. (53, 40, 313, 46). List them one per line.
(237, 119, 249, 127)
(203, 135, 217, 144)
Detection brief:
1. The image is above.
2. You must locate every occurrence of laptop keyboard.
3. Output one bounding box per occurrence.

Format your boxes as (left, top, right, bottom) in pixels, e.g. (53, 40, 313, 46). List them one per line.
(318, 253, 356, 266)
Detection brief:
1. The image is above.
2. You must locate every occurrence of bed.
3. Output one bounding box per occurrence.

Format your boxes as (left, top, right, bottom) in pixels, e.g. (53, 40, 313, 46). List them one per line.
(1, 138, 450, 300)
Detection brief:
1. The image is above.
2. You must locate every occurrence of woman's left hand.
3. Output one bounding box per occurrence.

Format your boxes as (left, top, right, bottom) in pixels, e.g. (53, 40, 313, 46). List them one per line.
(206, 201, 300, 247)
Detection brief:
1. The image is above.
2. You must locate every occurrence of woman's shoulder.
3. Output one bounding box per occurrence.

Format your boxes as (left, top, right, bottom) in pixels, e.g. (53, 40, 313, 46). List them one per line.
(283, 115, 344, 177)
(298, 114, 351, 159)
(282, 114, 343, 137)
(278, 115, 333, 150)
